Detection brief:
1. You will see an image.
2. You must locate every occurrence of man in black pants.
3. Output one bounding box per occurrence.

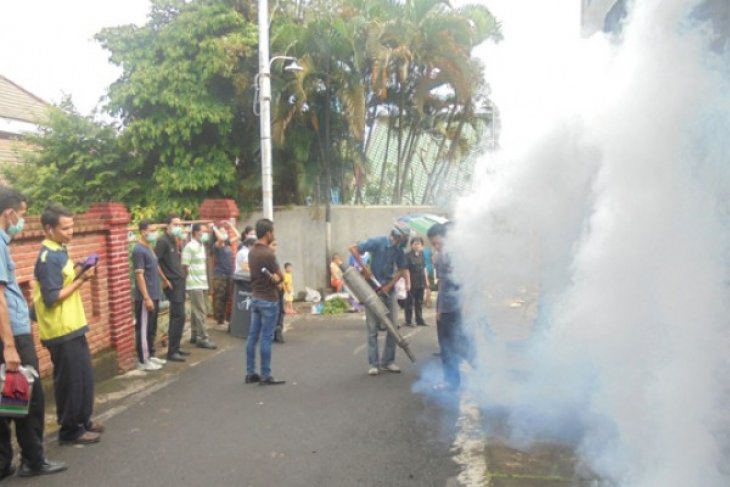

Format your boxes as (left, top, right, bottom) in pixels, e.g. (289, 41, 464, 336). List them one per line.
(34, 204, 104, 445)
(405, 236, 429, 327)
(155, 215, 187, 362)
(133, 220, 167, 370)
(0, 188, 66, 477)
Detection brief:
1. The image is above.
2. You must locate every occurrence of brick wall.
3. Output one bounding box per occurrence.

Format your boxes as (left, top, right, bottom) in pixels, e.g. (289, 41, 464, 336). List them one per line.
(199, 199, 239, 225)
(11, 203, 135, 377)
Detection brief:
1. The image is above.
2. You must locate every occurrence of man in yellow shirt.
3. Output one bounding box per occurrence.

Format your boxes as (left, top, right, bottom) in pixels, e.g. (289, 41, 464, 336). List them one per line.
(33, 204, 103, 445)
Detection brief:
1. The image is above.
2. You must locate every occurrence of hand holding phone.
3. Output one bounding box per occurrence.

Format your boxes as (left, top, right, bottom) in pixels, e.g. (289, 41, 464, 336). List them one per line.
(81, 253, 100, 271)
(75, 253, 100, 281)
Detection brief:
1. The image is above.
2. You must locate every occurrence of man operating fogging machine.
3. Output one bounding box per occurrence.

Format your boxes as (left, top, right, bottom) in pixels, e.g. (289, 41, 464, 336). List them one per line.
(348, 223, 414, 376)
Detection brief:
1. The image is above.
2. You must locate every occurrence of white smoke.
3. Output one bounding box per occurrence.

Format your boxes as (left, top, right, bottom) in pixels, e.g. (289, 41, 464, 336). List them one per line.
(449, 0, 730, 485)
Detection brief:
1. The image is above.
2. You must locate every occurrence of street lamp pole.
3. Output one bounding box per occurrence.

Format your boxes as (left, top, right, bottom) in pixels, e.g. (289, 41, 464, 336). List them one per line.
(258, 0, 274, 221)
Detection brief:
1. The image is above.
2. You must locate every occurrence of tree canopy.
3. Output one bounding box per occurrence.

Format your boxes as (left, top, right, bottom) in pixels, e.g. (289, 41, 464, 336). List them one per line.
(4, 0, 500, 216)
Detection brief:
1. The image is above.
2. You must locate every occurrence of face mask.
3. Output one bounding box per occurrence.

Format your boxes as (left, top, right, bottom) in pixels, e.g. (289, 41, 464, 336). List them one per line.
(146, 231, 159, 244)
(7, 216, 24, 237)
(201, 233, 210, 243)
(171, 226, 184, 238)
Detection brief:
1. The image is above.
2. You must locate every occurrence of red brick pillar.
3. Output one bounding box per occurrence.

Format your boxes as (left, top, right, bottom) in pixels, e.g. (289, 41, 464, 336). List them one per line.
(199, 199, 240, 223)
(89, 203, 136, 372)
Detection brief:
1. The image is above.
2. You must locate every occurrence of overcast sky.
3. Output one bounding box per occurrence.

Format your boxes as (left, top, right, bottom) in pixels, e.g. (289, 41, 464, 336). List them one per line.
(0, 0, 150, 115)
(0, 0, 575, 117)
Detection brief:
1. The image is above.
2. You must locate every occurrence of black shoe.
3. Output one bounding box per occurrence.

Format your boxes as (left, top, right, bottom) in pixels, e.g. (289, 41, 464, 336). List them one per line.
(245, 374, 261, 384)
(167, 352, 186, 362)
(177, 350, 191, 356)
(18, 459, 67, 477)
(404, 323, 415, 328)
(0, 465, 15, 481)
(196, 339, 217, 349)
(417, 322, 429, 326)
(259, 377, 286, 386)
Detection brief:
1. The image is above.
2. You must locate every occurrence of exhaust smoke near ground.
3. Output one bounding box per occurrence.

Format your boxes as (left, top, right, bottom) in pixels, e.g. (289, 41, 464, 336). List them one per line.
(447, 0, 730, 485)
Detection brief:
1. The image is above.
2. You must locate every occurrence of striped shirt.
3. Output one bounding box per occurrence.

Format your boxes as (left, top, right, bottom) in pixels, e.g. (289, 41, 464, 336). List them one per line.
(182, 239, 208, 291)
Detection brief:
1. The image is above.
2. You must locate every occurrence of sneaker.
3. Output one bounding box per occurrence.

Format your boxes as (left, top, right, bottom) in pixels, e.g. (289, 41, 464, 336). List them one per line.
(368, 367, 379, 376)
(149, 356, 167, 365)
(136, 361, 162, 371)
(380, 363, 401, 373)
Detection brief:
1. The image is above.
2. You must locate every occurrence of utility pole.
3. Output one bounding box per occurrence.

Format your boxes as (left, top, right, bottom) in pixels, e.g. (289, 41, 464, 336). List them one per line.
(258, 0, 273, 220)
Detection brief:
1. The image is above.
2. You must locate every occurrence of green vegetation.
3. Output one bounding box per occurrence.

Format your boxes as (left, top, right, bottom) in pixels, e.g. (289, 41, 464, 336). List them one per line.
(5, 0, 500, 216)
(3, 98, 139, 214)
(322, 296, 350, 315)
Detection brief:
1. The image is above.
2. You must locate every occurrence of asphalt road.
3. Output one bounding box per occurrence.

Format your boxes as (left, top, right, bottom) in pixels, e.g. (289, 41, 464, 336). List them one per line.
(12, 311, 466, 487)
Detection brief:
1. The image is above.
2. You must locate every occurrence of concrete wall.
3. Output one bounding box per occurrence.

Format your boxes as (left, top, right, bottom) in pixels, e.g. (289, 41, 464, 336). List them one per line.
(241, 205, 445, 294)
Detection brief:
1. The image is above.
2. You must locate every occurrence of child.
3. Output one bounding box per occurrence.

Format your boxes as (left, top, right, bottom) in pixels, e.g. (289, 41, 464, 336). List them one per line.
(283, 262, 296, 315)
(330, 254, 344, 292)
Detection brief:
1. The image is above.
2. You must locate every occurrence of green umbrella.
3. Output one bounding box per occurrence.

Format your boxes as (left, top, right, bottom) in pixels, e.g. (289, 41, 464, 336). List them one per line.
(396, 213, 449, 236)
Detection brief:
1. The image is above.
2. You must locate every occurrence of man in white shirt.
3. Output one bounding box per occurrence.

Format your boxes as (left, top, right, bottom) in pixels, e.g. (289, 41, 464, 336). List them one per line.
(235, 237, 256, 274)
(181, 224, 216, 349)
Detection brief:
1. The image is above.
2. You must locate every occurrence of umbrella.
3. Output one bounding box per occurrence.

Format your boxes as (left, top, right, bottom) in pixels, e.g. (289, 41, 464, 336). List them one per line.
(396, 213, 449, 236)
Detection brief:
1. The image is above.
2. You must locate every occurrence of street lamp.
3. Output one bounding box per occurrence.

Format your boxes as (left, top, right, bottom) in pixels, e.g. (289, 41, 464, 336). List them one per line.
(257, 0, 302, 221)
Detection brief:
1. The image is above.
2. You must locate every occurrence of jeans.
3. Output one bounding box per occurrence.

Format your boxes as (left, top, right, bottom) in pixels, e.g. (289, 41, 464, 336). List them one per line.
(437, 311, 467, 388)
(246, 298, 280, 379)
(365, 292, 397, 367)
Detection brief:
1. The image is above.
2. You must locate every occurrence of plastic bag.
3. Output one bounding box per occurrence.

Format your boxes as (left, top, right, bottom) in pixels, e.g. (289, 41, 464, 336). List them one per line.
(395, 278, 407, 300)
(305, 287, 322, 303)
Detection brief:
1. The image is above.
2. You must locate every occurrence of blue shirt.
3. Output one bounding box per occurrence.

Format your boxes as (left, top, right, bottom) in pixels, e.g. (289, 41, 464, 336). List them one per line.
(0, 230, 31, 336)
(357, 236, 406, 284)
(434, 251, 460, 314)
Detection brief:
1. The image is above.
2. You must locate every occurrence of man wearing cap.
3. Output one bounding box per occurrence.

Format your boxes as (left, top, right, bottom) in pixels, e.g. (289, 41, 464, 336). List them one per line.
(349, 223, 409, 376)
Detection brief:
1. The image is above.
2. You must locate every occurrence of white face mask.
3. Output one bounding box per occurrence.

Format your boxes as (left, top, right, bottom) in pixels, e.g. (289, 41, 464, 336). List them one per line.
(7, 211, 24, 237)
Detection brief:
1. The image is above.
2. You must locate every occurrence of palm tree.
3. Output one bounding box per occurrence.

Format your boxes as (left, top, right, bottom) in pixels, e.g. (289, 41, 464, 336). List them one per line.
(364, 0, 501, 204)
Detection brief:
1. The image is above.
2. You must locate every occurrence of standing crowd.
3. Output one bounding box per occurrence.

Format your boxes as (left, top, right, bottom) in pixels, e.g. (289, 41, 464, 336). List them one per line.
(0, 185, 463, 480)
(0, 185, 294, 479)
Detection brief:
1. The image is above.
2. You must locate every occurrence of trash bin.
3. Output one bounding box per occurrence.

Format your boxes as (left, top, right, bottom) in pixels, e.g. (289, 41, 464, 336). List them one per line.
(230, 272, 252, 338)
